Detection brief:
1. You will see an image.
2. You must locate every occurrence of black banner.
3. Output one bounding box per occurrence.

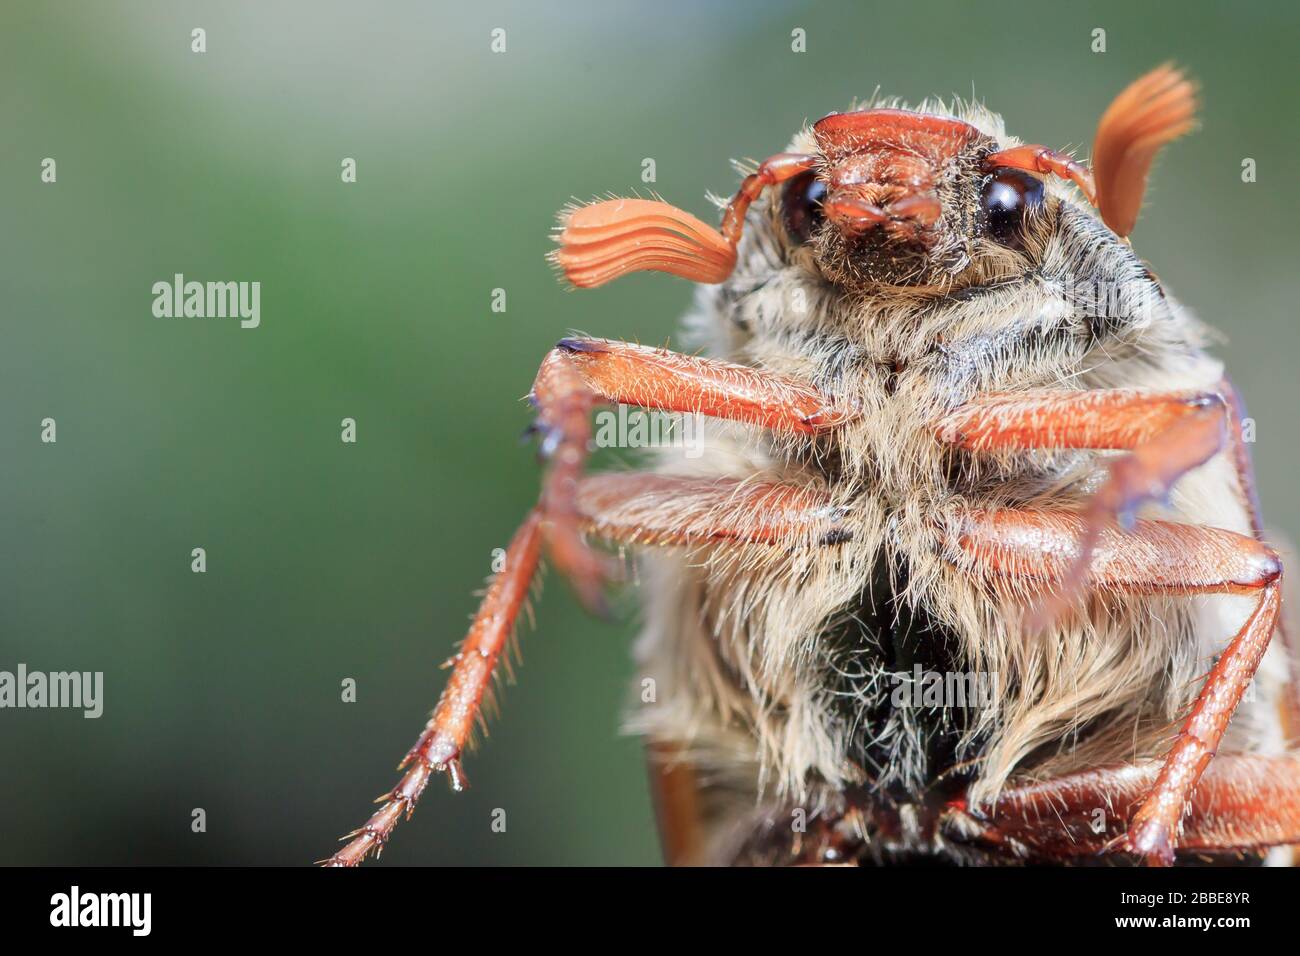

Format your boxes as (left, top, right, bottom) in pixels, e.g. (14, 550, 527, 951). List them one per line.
(0, 864, 1282, 941)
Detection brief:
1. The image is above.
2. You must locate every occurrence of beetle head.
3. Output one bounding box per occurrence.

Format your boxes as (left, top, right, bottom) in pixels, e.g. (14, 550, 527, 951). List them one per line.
(805, 108, 990, 285)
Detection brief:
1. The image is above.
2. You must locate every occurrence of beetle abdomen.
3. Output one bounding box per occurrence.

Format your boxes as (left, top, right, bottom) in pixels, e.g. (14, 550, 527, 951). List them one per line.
(820, 553, 988, 805)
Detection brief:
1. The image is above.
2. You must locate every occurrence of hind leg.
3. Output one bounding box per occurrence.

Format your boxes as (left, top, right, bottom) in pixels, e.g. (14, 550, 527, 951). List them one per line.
(944, 754, 1300, 861)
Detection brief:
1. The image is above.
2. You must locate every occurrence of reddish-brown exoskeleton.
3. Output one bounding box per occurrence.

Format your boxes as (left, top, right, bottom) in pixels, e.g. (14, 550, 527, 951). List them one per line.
(326, 66, 1300, 867)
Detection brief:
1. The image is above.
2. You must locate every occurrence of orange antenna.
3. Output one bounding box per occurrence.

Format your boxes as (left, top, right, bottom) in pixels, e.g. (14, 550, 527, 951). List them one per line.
(550, 154, 818, 289)
(550, 198, 736, 289)
(982, 144, 1096, 205)
(1091, 63, 1198, 237)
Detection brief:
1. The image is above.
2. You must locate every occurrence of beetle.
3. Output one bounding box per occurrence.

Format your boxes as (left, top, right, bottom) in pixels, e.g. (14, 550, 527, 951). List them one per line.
(327, 65, 1300, 866)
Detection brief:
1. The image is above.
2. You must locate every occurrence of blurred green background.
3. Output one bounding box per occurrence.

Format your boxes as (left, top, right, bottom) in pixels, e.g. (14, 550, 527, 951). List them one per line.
(1, 0, 1297, 865)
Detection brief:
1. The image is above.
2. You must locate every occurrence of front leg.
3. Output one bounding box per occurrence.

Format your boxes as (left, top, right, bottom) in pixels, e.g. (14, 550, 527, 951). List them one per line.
(531, 337, 850, 609)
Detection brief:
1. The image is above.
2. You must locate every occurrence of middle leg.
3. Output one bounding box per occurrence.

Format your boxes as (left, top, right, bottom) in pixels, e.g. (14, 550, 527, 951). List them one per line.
(935, 386, 1233, 622)
(325, 471, 847, 865)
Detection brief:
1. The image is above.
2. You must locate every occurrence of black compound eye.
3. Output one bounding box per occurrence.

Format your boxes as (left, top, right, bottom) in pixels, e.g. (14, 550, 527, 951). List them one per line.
(979, 167, 1045, 246)
(781, 171, 827, 244)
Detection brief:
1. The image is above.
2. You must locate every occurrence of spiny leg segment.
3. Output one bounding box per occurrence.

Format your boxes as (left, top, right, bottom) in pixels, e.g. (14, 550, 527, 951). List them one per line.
(325, 339, 848, 865)
(326, 476, 843, 866)
(577, 472, 847, 548)
(325, 509, 545, 867)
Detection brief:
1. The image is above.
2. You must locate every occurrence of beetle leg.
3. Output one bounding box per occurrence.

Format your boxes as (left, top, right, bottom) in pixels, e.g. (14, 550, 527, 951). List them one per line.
(950, 508, 1283, 866)
(1219, 378, 1300, 737)
(646, 740, 705, 866)
(324, 472, 846, 866)
(325, 508, 545, 867)
(326, 334, 848, 867)
(576, 472, 849, 548)
(944, 754, 1300, 861)
(938, 380, 1300, 729)
(936, 385, 1235, 628)
(1218, 377, 1264, 539)
(532, 337, 851, 610)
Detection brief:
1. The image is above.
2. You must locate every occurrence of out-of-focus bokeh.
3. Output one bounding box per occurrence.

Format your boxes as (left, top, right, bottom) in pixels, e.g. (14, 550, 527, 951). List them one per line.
(1, 0, 1297, 865)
